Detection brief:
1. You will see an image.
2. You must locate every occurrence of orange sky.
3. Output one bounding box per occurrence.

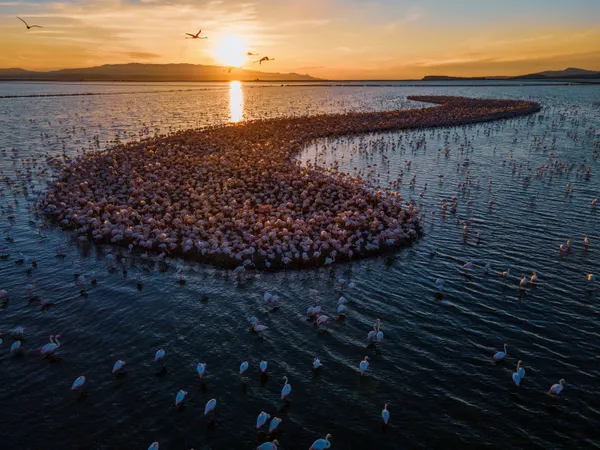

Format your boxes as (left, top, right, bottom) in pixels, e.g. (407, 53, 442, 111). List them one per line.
(1, 0, 599, 79)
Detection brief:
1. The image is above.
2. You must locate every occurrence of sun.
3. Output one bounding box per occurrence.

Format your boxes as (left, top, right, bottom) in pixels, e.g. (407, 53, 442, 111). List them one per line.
(212, 34, 248, 67)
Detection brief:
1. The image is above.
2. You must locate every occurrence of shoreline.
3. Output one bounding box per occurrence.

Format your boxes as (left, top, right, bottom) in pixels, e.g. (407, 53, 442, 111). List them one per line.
(39, 96, 540, 271)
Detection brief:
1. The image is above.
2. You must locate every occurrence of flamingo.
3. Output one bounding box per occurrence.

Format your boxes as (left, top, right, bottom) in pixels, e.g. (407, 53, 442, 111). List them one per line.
(348, 282, 356, 289)
(281, 376, 292, 400)
(309, 433, 332, 450)
(492, 344, 507, 362)
(359, 356, 370, 375)
(254, 56, 275, 65)
(10, 340, 22, 354)
(376, 329, 384, 342)
(240, 361, 249, 376)
(112, 360, 126, 374)
(17, 16, 43, 30)
(11, 326, 24, 338)
(584, 234, 589, 247)
(517, 361, 526, 379)
(337, 296, 347, 305)
(269, 417, 282, 433)
(175, 390, 187, 407)
(382, 404, 390, 424)
(71, 376, 86, 391)
(256, 411, 271, 429)
(548, 379, 566, 395)
(313, 357, 322, 370)
(41, 334, 60, 357)
(337, 304, 346, 315)
(500, 269, 511, 277)
(484, 262, 492, 274)
(519, 274, 528, 287)
(249, 316, 259, 326)
(186, 30, 207, 39)
(586, 274, 597, 281)
(512, 363, 522, 386)
(253, 324, 268, 335)
(148, 442, 159, 450)
(204, 398, 217, 415)
(259, 360, 268, 373)
(257, 440, 279, 450)
(155, 348, 166, 366)
(316, 315, 329, 329)
(530, 272, 538, 283)
(197, 362, 207, 377)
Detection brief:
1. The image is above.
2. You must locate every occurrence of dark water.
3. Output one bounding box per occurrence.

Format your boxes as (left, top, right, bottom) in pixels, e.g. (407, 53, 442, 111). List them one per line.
(0, 82, 599, 450)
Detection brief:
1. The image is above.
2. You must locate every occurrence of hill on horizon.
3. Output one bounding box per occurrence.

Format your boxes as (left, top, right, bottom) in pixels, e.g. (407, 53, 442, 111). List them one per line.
(423, 67, 600, 81)
(0, 63, 321, 82)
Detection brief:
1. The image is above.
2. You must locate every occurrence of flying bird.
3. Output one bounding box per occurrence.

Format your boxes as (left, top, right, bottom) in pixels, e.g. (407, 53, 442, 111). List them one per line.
(17, 17, 43, 30)
(255, 57, 275, 65)
(186, 30, 207, 39)
(247, 52, 258, 56)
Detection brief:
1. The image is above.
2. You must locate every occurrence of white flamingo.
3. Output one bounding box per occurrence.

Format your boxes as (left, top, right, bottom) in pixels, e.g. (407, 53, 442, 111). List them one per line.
(155, 348, 166, 366)
(260, 360, 268, 373)
(204, 398, 217, 415)
(281, 376, 292, 400)
(148, 442, 159, 450)
(257, 440, 279, 450)
(10, 340, 22, 354)
(269, 417, 282, 433)
(493, 344, 507, 362)
(253, 324, 268, 336)
(175, 390, 187, 407)
(549, 379, 565, 395)
(309, 433, 332, 450)
(240, 361, 249, 376)
(517, 360, 526, 379)
(41, 334, 60, 357)
(71, 376, 86, 391)
(359, 356, 370, 375)
(256, 411, 271, 429)
(382, 404, 390, 424)
(197, 362, 207, 378)
(313, 357, 322, 370)
(112, 360, 126, 374)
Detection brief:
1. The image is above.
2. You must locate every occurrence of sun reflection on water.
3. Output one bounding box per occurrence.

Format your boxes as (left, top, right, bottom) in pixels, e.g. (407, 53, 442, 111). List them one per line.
(229, 80, 243, 123)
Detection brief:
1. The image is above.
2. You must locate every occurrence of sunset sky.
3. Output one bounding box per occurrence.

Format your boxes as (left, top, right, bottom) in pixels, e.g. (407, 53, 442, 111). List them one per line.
(1, 0, 599, 79)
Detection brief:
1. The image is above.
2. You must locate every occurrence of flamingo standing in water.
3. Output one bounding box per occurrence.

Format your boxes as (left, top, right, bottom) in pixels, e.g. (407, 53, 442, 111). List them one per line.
(41, 334, 60, 357)
(148, 442, 159, 450)
(10, 340, 22, 355)
(240, 361, 249, 376)
(71, 375, 86, 391)
(257, 440, 279, 450)
(260, 360, 268, 373)
(269, 417, 282, 433)
(492, 344, 507, 362)
(313, 357, 322, 370)
(175, 390, 187, 407)
(253, 323, 268, 336)
(204, 398, 217, 415)
(548, 379, 566, 395)
(197, 362, 207, 378)
(281, 376, 292, 400)
(359, 356, 370, 375)
(256, 411, 271, 429)
(155, 348, 166, 367)
(112, 360, 126, 374)
(309, 434, 332, 450)
(382, 404, 390, 424)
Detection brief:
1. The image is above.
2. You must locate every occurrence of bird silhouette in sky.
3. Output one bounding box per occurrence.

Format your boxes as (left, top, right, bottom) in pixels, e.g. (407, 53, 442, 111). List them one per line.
(17, 16, 43, 30)
(255, 57, 275, 65)
(185, 30, 207, 39)
(247, 52, 258, 56)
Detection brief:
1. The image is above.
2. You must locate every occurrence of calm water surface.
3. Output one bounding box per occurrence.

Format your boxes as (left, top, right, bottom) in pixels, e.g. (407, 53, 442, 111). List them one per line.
(0, 81, 599, 450)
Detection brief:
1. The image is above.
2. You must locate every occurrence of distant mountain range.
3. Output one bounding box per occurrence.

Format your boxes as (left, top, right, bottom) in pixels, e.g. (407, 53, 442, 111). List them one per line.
(423, 67, 600, 81)
(0, 63, 320, 82)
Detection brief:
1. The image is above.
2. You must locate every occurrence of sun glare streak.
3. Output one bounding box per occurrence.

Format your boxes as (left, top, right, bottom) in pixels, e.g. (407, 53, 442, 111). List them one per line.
(229, 80, 243, 123)
(212, 34, 247, 67)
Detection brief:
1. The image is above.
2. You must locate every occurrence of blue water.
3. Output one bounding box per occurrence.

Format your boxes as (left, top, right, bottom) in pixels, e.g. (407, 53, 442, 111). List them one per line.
(0, 81, 599, 450)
